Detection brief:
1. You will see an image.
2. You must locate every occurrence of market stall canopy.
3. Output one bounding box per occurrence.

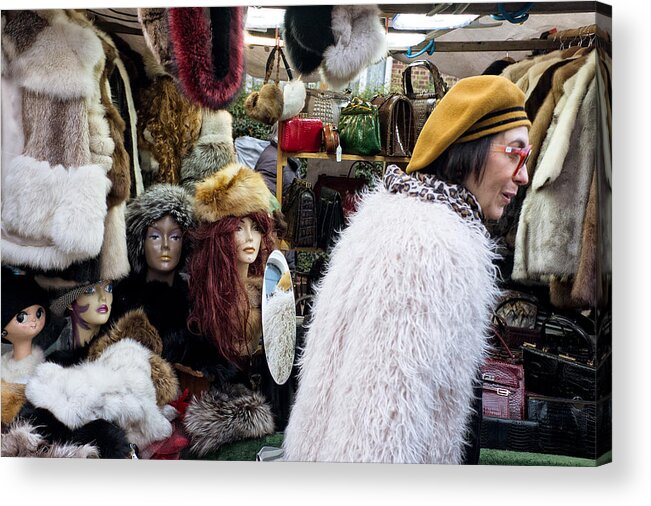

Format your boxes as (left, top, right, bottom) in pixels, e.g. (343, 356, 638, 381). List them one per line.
(85, 3, 610, 80)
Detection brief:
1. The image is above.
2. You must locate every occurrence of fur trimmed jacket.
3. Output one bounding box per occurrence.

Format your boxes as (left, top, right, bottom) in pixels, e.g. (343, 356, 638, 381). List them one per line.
(282, 185, 499, 464)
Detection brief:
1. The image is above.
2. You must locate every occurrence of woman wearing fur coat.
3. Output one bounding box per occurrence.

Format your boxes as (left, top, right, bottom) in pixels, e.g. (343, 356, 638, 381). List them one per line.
(282, 76, 532, 464)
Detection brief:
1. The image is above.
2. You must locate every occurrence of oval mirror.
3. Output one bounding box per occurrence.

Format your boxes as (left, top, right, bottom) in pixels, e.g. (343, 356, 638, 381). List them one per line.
(262, 250, 297, 385)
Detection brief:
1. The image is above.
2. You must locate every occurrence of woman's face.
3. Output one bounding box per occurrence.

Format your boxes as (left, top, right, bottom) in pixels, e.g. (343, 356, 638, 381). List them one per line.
(3, 304, 46, 344)
(74, 281, 113, 327)
(234, 216, 262, 266)
(144, 215, 183, 274)
(463, 126, 530, 221)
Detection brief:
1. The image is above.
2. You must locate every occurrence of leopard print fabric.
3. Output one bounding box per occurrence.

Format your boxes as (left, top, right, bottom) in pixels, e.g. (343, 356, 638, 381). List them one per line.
(383, 164, 486, 230)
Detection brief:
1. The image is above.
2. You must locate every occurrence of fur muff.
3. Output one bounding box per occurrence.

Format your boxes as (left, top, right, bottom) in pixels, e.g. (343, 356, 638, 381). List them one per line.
(282, 186, 499, 463)
(1, 419, 99, 458)
(183, 383, 275, 457)
(320, 5, 387, 89)
(194, 163, 272, 223)
(2, 10, 104, 99)
(87, 308, 163, 360)
(168, 7, 245, 110)
(281, 78, 307, 120)
(180, 109, 236, 192)
(283, 6, 335, 75)
(138, 8, 177, 77)
(125, 184, 196, 274)
(137, 75, 203, 184)
(1, 380, 27, 424)
(25, 339, 173, 449)
(244, 83, 284, 126)
(1, 155, 111, 271)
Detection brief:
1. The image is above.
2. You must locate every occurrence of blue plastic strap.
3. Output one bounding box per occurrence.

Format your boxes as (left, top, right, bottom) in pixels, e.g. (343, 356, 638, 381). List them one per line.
(491, 3, 533, 24)
(405, 39, 436, 58)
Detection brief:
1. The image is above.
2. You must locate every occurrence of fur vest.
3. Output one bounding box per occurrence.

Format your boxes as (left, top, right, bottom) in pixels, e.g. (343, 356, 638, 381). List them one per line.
(513, 53, 597, 282)
(282, 187, 499, 463)
(1, 10, 112, 272)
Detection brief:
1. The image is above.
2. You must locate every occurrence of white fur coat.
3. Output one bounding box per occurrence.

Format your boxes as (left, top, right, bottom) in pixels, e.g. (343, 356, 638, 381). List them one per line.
(25, 339, 172, 448)
(282, 187, 499, 463)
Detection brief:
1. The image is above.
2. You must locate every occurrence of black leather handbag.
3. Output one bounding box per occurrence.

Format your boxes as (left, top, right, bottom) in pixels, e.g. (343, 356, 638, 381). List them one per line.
(282, 179, 317, 248)
(316, 186, 345, 250)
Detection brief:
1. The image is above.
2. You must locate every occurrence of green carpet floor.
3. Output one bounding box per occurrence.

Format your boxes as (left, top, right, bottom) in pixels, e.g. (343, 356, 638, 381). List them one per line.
(187, 433, 611, 466)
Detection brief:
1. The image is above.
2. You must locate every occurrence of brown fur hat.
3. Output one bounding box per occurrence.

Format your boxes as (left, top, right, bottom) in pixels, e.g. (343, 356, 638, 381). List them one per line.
(194, 162, 272, 223)
(149, 354, 180, 406)
(87, 308, 163, 360)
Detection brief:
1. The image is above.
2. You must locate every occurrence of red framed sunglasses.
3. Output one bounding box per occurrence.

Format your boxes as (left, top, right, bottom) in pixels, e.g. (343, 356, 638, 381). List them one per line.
(492, 144, 532, 177)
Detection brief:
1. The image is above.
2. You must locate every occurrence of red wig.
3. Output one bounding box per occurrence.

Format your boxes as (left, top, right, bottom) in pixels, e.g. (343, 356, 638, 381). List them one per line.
(187, 211, 276, 366)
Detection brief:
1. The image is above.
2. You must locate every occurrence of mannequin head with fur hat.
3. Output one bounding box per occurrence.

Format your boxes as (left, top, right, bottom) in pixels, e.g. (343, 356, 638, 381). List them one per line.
(187, 163, 277, 366)
(2, 267, 49, 361)
(125, 184, 196, 286)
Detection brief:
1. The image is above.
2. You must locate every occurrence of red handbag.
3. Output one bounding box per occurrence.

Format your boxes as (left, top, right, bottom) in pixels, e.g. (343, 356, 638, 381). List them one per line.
(280, 117, 323, 153)
(481, 324, 526, 420)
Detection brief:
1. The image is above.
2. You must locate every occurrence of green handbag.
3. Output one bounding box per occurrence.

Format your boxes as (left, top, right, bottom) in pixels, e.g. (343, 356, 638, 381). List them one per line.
(337, 97, 382, 156)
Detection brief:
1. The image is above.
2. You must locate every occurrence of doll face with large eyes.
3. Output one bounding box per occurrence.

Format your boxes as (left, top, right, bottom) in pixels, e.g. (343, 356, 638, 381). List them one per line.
(73, 281, 113, 327)
(234, 217, 262, 266)
(3, 305, 46, 344)
(144, 215, 184, 275)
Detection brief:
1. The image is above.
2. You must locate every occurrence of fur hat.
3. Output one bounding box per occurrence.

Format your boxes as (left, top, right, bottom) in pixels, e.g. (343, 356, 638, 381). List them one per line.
(406, 75, 532, 173)
(194, 163, 273, 223)
(1, 419, 100, 458)
(320, 5, 388, 89)
(125, 184, 196, 274)
(183, 383, 275, 457)
(180, 109, 236, 192)
(168, 7, 245, 110)
(283, 6, 335, 75)
(1, 267, 49, 332)
(48, 279, 105, 317)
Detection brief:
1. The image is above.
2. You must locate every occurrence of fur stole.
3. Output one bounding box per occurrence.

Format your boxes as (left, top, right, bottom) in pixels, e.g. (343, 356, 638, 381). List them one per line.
(283, 6, 335, 75)
(1, 346, 44, 384)
(183, 383, 275, 457)
(282, 187, 499, 463)
(25, 338, 173, 448)
(138, 8, 177, 77)
(99, 202, 131, 281)
(243, 276, 263, 357)
(168, 7, 245, 110)
(320, 5, 387, 89)
(1, 419, 99, 458)
(1, 379, 26, 424)
(180, 109, 236, 192)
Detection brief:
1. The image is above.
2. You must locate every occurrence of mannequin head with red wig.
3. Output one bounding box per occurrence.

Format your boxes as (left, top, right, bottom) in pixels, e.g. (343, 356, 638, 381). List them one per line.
(186, 164, 278, 366)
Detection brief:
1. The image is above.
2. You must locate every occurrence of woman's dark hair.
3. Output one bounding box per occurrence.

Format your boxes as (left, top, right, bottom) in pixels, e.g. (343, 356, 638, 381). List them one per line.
(420, 134, 495, 185)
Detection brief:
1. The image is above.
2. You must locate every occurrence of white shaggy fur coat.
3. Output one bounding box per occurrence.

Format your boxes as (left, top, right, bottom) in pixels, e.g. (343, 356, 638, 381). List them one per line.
(25, 339, 173, 449)
(282, 187, 499, 463)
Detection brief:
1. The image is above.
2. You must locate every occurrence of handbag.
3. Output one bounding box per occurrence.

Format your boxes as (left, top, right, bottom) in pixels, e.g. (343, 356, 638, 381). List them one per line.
(301, 88, 350, 125)
(402, 60, 447, 138)
(370, 94, 415, 156)
(316, 186, 345, 250)
(322, 123, 340, 155)
(523, 314, 611, 401)
(244, 46, 284, 125)
(279, 117, 323, 153)
(481, 324, 526, 420)
(313, 161, 368, 223)
(493, 290, 542, 349)
(277, 46, 306, 121)
(337, 97, 382, 156)
(281, 179, 318, 248)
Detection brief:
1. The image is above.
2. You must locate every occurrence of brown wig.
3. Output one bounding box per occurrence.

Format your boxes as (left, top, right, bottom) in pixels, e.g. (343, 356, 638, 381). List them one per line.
(138, 76, 202, 185)
(186, 211, 276, 367)
(419, 134, 495, 185)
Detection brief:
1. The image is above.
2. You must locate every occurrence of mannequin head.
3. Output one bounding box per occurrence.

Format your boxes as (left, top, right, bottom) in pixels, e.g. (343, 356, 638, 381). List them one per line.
(68, 281, 113, 347)
(2, 267, 49, 361)
(144, 214, 184, 284)
(187, 211, 275, 364)
(125, 184, 196, 279)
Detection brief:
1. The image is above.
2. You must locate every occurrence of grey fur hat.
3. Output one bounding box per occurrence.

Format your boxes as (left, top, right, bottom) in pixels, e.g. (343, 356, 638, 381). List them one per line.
(180, 109, 235, 193)
(125, 184, 196, 274)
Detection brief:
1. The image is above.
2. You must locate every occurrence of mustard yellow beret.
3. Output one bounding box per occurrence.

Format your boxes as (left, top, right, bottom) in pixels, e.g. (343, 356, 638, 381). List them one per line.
(406, 75, 531, 174)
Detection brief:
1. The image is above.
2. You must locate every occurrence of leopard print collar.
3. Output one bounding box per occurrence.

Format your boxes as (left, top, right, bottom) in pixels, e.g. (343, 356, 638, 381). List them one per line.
(383, 165, 485, 227)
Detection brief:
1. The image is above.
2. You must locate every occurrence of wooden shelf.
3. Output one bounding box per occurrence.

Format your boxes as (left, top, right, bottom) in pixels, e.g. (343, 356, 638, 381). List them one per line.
(285, 151, 411, 163)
